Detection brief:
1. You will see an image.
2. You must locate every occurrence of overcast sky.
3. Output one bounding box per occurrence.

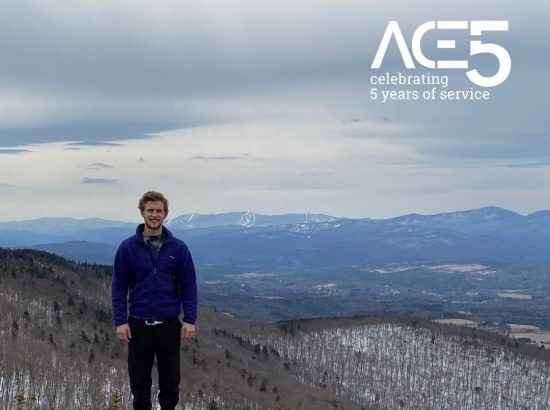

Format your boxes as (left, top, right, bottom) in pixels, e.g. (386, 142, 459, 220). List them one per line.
(0, 0, 549, 221)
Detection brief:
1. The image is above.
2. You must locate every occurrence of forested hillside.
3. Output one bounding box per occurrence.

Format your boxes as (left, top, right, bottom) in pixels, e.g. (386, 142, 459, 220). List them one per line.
(1, 249, 549, 409)
(245, 317, 550, 409)
(0, 249, 365, 410)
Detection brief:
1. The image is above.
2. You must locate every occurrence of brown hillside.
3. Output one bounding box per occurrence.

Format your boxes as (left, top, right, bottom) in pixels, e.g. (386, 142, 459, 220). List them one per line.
(0, 248, 369, 410)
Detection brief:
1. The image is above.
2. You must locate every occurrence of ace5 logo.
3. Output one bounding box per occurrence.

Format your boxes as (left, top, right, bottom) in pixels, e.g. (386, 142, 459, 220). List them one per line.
(371, 21, 511, 87)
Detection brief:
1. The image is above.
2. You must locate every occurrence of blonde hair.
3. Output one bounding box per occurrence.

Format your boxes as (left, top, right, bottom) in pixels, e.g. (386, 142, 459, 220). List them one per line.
(138, 191, 169, 213)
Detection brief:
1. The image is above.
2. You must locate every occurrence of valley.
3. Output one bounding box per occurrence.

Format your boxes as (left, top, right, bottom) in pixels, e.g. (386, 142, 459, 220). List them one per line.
(198, 261, 550, 337)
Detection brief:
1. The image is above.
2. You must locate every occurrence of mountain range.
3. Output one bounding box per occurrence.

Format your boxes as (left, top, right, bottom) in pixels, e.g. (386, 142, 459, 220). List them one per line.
(1, 206, 550, 265)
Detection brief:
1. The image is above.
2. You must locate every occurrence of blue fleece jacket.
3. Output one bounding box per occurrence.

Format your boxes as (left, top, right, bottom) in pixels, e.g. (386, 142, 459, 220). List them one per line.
(111, 224, 197, 326)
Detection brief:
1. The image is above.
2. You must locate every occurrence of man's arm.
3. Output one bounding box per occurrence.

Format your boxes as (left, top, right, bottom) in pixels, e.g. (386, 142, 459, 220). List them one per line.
(177, 244, 198, 333)
(112, 244, 131, 341)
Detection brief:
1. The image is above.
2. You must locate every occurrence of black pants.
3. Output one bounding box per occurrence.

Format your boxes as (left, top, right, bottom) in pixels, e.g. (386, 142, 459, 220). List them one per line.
(128, 317, 181, 410)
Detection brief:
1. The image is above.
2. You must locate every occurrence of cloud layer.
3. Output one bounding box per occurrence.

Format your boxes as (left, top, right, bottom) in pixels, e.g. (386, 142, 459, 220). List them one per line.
(0, 0, 549, 219)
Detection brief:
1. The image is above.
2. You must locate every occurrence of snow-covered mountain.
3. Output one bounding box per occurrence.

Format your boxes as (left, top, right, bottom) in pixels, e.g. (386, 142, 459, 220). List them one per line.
(3, 206, 550, 265)
(166, 211, 339, 229)
(385, 206, 521, 227)
(383, 206, 550, 242)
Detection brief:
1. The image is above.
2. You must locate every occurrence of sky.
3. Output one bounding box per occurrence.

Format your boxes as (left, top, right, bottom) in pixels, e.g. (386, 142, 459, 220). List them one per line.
(0, 0, 549, 222)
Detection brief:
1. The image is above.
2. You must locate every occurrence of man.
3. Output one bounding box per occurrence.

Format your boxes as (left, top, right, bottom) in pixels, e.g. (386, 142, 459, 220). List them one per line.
(112, 191, 197, 410)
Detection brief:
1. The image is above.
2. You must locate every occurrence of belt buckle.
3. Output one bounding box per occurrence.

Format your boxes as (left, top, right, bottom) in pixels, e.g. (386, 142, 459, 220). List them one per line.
(145, 319, 163, 326)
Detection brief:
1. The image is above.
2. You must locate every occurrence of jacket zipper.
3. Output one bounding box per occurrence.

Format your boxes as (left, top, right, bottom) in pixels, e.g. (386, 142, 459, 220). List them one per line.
(153, 246, 160, 273)
(143, 240, 160, 319)
(147, 241, 160, 273)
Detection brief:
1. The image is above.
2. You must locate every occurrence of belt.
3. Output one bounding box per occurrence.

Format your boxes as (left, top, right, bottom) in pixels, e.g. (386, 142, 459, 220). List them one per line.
(145, 319, 164, 326)
(130, 316, 176, 326)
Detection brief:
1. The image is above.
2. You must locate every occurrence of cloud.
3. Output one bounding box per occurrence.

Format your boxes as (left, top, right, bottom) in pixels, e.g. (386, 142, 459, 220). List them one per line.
(192, 155, 245, 161)
(256, 181, 344, 191)
(0, 0, 544, 153)
(415, 129, 550, 161)
(0, 103, 184, 147)
(299, 171, 335, 177)
(86, 162, 115, 170)
(67, 141, 123, 147)
(0, 148, 32, 154)
(0, 1, 549, 220)
(81, 177, 117, 184)
(499, 161, 550, 169)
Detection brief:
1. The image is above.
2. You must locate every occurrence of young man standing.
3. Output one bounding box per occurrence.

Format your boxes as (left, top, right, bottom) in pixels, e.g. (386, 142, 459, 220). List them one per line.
(112, 191, 197, 410)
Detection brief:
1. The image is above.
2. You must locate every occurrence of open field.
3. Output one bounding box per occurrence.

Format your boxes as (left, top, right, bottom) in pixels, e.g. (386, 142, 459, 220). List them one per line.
(509, 324, 540, 332)
(511, 332, 550, 347)
(433, 320, 550, 347)
(498, 292, 532, 300)
(433, 319, 479, 328)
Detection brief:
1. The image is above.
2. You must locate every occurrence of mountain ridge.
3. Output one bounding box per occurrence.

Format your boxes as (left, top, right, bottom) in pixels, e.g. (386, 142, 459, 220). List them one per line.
(4, 206, 550, 265)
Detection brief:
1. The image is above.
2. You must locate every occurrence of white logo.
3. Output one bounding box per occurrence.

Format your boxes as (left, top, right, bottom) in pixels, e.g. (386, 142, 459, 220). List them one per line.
(371, 20, 511, 87)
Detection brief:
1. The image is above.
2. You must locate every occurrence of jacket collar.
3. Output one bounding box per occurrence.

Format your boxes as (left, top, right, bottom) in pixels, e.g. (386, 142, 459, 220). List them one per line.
(134, 224, 174, 244)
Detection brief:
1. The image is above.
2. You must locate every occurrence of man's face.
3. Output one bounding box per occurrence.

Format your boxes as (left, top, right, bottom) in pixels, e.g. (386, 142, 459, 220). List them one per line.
(141, 200, 167, 231)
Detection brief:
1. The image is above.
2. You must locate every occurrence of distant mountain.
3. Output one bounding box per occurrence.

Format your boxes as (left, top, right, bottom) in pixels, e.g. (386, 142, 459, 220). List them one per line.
(3, 207, 550, 265)
(27, 240, 117, 264)
(0, 217, 135, 234)
(166, 211, 339, 229)
(384, 206, 550, 244)
(178, 218, 545, 268)
(0, 212, 339, 242)
(0, 227, 133, 247)
(385, 206, 521, 229)
(0, 217, 135, 248)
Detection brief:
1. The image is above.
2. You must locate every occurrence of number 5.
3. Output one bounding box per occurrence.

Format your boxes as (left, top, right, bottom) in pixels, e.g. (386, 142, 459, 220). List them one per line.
(466, 21, 511, 87)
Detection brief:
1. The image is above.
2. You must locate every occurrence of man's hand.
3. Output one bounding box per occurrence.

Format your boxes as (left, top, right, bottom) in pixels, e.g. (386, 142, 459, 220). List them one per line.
(182, 322, 195, 339)
(116, 323, 132, 343)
